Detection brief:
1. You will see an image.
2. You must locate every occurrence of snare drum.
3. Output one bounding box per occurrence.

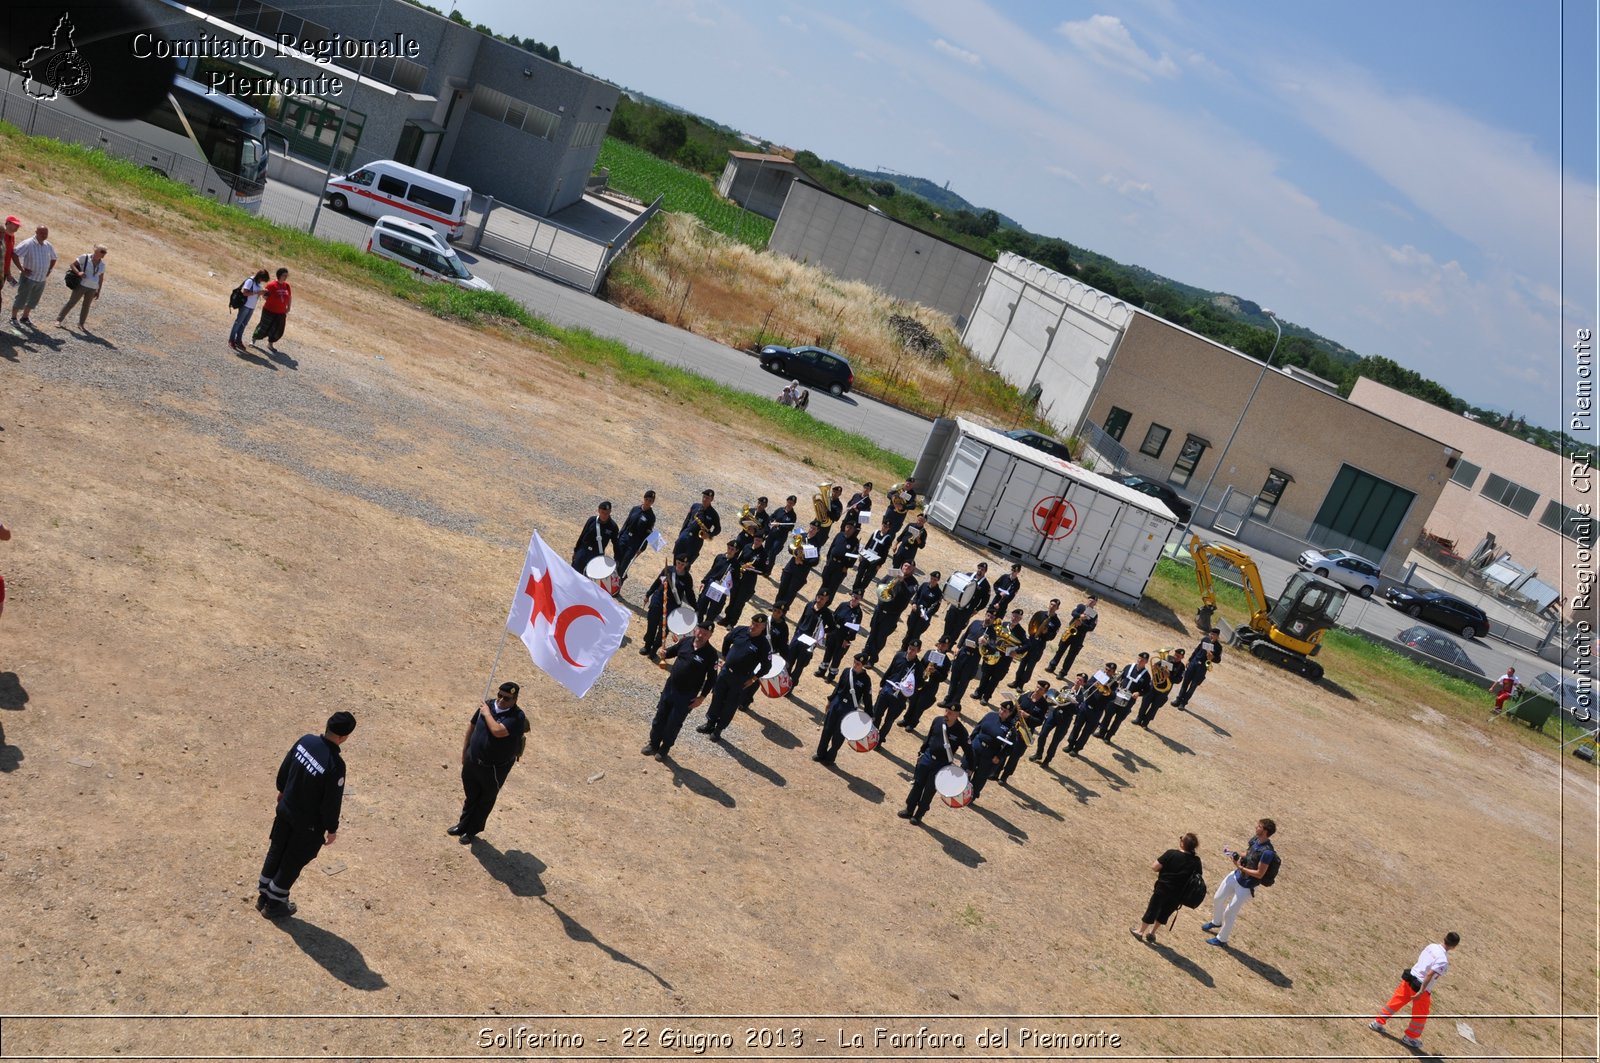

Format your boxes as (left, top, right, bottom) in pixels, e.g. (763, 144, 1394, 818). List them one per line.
(1112, 686, 1134, 709)
(840, 710, 880, 752)
(944, 572, 977, 608)
(584, 556, 620, 596)
(667, 605, 698, 637)
(759, 659, 793, 698)
(935, 765, 974, 808)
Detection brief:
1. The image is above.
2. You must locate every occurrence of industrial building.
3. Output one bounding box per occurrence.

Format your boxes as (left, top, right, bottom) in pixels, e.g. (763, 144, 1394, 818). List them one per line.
(716, 151, 815, 220)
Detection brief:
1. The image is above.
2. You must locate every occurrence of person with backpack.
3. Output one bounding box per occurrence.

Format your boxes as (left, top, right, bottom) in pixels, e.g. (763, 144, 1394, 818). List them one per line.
(55, 244, 107, 330)
(229, 269, 269, 351)
(1202, 817, 1278, 947)
(448, 681, 531, 845)
(1131, 832, 1203, 944)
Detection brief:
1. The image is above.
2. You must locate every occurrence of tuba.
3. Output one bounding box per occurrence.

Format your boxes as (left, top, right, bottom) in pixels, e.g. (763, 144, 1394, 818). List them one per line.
(789, 529, 808, 560)
(888, 481, 915, 513)
(813, 482, 835, 529)
(1150, 651, 1173, 694)
(1027, 610, 1049, 639)
(738, 503, 761, 534)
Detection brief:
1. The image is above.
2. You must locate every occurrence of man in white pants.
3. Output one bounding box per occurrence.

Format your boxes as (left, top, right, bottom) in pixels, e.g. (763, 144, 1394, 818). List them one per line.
(1202, 818, 1276, 947)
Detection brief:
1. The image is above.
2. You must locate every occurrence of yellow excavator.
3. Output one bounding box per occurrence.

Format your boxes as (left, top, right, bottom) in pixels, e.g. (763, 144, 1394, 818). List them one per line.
(1188, 534, 1348, 681)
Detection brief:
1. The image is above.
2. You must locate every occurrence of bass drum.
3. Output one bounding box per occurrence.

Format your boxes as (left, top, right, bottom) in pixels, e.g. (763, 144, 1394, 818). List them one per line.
(943, 572, 977, 608)
(666, 605, 698, 637)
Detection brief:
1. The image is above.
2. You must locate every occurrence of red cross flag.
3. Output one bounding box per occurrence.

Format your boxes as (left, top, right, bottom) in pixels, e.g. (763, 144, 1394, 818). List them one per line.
(506, 531, 630, 698)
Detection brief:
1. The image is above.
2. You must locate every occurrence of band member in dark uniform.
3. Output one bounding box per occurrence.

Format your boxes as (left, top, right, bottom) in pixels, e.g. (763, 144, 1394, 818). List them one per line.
(1050, 594, 1099, 677)
(696, 615, 772, 741)
(643, 625, 719, 757)
(1172, 644, 1214, 709)
(862, 563, 918, 665)
(451, 684, 530, 845)
(967, 699, 1019, 802)
(939, 617, 988, 710)
(992, 562, 1023, 614)
(774, 519, 823, 610)
(762, 495, 799, 576)
(818, 519, 860, 597)
(1032, 674, 1085, 767)
(675, 489, 721, 569)
(900, 571, 942, 651)
(1010, 599, 1061, 690)
(695, 539, 740, 627)
(720, 533, 766, 629)
(1100, 653, 1150, 741)
(844, 482, 874, 525)
(901, 634, 953, 731)
(1067, 665, 1118, 755)
(872, 640, 921, 747)
(763, 602, 791, 672)
(571, 500, 619, 574)
(258, 711, 355, 918)
(880, 479, 917, 537)
(641, 555, 695, 659)
(891, 513, 929, 570)
(722, 614, 776, 722)
(817, 590, 865, 680)
(897, 702, 971, 824)
(785, 588, 834, 692)
(975, 608, 1026, 702)
(613, 490, 657, 582)
(1136, 648, 1184, 728)
(852, 525, 895, 596)
(815, 654, 873, 765)
(824, 484, 845, 527)
(1001, 680, 1053, 780)
(941, 562, 991, 643)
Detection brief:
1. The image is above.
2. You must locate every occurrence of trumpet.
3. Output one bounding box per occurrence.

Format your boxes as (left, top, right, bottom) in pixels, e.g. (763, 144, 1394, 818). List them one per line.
(813, 481, 835, 529)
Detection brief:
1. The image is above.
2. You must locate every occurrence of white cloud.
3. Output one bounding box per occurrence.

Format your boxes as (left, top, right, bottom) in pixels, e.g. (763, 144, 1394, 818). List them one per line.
(777, 13, 808, 32)
(931, 37, 983, 67)
(1057, 14, 1179, 81)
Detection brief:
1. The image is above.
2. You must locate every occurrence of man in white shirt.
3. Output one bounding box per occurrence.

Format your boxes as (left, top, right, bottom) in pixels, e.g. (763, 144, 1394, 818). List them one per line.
(1370, 932, 1460, 1050)
(56, 244, 107, 329)
(10, 225, 56, 326)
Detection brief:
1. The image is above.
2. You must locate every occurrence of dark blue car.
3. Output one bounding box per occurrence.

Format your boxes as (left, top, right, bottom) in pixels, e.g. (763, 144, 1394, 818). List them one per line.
(758, 345, 854, 397)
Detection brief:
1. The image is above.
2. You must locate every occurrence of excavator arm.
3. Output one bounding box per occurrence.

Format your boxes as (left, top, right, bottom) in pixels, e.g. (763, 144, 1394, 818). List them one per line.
(1188, 534, 1270, 634)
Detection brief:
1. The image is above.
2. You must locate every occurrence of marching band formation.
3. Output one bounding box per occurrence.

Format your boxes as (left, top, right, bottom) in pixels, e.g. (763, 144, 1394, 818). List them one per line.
(577, 477, 1217, 820)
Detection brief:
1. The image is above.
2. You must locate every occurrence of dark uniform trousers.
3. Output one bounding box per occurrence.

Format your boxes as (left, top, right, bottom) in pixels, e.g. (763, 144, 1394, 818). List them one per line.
(1100, 692, 1135, 741)
(1050, 634, 1088, 676)
(259, 811, 325, 906)
(816, 696, 856, 763)
(1136, 688, 1169, 727)
(941, 653, 981, 708)
(872, 689, 908, 746)
(1011, 646, 1046, 688)
(649, 688, 696, 754)
(975, 658, 1012, 702)
(704, 670, 748, 734)
(906, 753, 945, 817)
(1173, 667, 1206, 707)
(968, 738, 1011, 800)
(903, 683, 940, 731)
(1034, 706, 1075, 765)
(722, 574, 759, 628)
(458, 757, 514, 836)
(773, 562, 812, 611)
(900, 610, 934, 652)
(862, 609, 903, 663)
(818, 622, 858, 676)
(642, 598, 669, 655)
(1066, 703, 1104, 754)
(786, 644, 817, 690)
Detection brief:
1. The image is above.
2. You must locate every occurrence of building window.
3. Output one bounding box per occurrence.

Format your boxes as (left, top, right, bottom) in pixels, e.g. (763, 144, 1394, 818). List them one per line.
(1104, 406, 1131, 442)
(1251, 469, 1293, 521)
(1170, 434, 1209, 488)
(1480, 473, 1538, 517)
(1140, 423, 1170, 459)
(569, 121, 606, 149)
(470, 86, 562, 140)
(1540, 501, 1597, 543)
(1450, 459, 1481, 489)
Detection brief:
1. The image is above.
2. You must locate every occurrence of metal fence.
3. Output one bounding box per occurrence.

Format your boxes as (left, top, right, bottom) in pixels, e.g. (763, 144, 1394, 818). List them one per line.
(0, 83, 253, 211)
(1077, 420, 1129, 475)
(468, 193, 661, 295)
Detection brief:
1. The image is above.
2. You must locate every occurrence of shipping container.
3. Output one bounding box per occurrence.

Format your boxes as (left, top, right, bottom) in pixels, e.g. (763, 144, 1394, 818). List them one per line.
(921, 419, 1179, 604)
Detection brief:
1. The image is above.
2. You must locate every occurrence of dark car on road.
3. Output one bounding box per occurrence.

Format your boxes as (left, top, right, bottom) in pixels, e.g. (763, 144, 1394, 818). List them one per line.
(1003, 428, 1075, 463)
(1395, 625, 1483, 674)
(1120, 476, 1193, 522)
(1383, 587, 1490, 639)
(758, 344, 854, 396)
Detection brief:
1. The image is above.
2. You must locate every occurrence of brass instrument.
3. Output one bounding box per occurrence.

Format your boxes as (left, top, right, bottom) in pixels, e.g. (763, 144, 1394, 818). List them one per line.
(694, 512, 715, 540)
(1013, 711, 1033, 747)
(980, 618, 1022, 664)
(1150, 650, 1173, 694)
(789, 530, 808, 560)
(813, 482, 835, 529)
(878, 578, 899, 604)
(888, 481, 915, 514)
(1027, 610, 1049, 639)
(1058, 616, 1083, 644)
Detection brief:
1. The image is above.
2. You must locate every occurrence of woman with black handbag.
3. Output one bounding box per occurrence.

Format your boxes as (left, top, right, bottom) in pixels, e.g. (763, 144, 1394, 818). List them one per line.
(56, 244, 107, 331)
(1131, 832, 1202, 944)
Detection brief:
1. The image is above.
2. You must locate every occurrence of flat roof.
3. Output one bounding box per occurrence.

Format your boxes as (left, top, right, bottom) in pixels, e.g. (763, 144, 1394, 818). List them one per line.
(954, 419, 1178, 521)
(728, 151, 797, 163)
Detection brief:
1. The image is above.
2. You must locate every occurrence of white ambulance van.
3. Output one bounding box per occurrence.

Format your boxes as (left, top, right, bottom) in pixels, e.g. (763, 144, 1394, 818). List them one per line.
(325, 160, 471, 240)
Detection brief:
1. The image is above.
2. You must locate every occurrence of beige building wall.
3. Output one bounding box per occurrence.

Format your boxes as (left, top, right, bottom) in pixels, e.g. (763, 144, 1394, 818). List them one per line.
(1082, 313, 1456, 570)
(1349, 378, 1585, 603)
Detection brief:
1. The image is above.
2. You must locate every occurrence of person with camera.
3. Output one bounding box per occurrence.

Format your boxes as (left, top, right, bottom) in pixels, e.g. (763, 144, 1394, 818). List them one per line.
(1201, 818, 1277, 947)
(1369, 933, 1461, 1051)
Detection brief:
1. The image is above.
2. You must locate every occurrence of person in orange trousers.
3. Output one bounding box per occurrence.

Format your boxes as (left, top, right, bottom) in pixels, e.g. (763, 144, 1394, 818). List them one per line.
(1370, 932, 1460, 1050)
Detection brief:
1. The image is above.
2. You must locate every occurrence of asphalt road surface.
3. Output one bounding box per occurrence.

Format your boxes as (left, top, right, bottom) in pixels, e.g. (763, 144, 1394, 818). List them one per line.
(259, 182, 937, 461)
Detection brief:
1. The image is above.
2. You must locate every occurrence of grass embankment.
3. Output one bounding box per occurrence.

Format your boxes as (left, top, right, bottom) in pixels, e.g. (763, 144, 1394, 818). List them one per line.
(607, 211, 1066, 432)
(1141, 557, 1587, 749)
(596, 137, 773, 248)
(1, 125, 910, 479)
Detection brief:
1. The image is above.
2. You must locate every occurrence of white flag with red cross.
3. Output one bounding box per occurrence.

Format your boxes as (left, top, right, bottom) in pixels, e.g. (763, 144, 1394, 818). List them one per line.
(505, 531, 630, 698)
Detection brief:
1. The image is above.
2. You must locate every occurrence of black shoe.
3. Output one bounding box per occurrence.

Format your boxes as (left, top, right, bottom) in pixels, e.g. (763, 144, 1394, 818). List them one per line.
(897, 808, 913, 819)
(446, 824, 466, 836)
(255, 893, 268, 912)
(909, 815, 923, 824)
(639, 646, 654, 656)
(813, 668, 829, 678)
(695, 723, 713, 734)
(459, 833, 477, 845)
(641, 744, 658, 755)
(262, 899, 297, 919)
(1029, 754, 1042, 762)
(708, 730, 723, 743)
(812, 754, 826, 762)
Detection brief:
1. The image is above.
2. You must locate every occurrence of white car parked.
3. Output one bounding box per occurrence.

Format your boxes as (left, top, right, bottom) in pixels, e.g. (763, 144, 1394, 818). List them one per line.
(366, 216, 492, 291)
(1297, 548, 1381, 598)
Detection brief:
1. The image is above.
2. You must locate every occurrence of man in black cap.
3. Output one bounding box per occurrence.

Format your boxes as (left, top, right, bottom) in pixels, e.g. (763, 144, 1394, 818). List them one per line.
(449, 682, 530, 844)
(572, 500, 619, 574)
(898, 702, 970, 823)
(675, 489, 721, 572)
(613, 490, 657, 583)
(257, 711, 355, 919)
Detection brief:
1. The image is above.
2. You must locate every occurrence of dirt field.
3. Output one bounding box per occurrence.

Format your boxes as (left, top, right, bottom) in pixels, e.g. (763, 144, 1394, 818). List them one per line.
(1, 162, 1596, 1061)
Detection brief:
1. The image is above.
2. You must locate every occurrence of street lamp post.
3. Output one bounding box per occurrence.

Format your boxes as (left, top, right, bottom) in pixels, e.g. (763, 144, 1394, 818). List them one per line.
(1186, 309, 1282, 533)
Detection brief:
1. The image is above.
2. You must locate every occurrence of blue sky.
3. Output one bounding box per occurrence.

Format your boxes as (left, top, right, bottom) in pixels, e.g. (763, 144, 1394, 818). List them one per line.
(458, 0, 1597, 430)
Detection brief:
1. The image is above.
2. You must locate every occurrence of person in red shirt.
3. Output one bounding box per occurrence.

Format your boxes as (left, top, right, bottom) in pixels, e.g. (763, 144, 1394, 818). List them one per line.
(251, 267, 292, 351)
(1491, 667, 1518, 715)
(1, 215, 20, 323)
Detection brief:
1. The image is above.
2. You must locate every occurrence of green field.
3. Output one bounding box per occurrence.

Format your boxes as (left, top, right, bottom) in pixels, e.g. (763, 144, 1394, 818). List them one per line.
(596, 137, 774, 249)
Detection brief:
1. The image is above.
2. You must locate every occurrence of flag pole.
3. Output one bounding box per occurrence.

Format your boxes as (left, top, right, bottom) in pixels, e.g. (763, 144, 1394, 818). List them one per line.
(481, 628, 511, 703)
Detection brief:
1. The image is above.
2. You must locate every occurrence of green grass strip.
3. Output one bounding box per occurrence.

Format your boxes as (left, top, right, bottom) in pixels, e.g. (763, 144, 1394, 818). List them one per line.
(1, 122, 910, 477)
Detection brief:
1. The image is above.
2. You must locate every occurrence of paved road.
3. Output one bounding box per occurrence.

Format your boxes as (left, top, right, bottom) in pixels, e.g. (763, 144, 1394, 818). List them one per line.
(260, 181, 1583, 696)
(259, 182, 936, 461)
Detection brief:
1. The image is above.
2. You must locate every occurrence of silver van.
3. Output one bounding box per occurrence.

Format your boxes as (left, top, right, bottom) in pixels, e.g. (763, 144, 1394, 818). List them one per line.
(366, 216, 492, 291)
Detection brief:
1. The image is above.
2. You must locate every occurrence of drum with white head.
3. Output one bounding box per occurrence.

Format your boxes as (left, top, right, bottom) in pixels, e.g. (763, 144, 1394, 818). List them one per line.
(840, 710, 880, 752)
(585, 556, 620, 596)
(943, 572, 977, 608)
(935, 765, 974, 808)
(667, 605, 698, 637)
(759, 658, 793, 698)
